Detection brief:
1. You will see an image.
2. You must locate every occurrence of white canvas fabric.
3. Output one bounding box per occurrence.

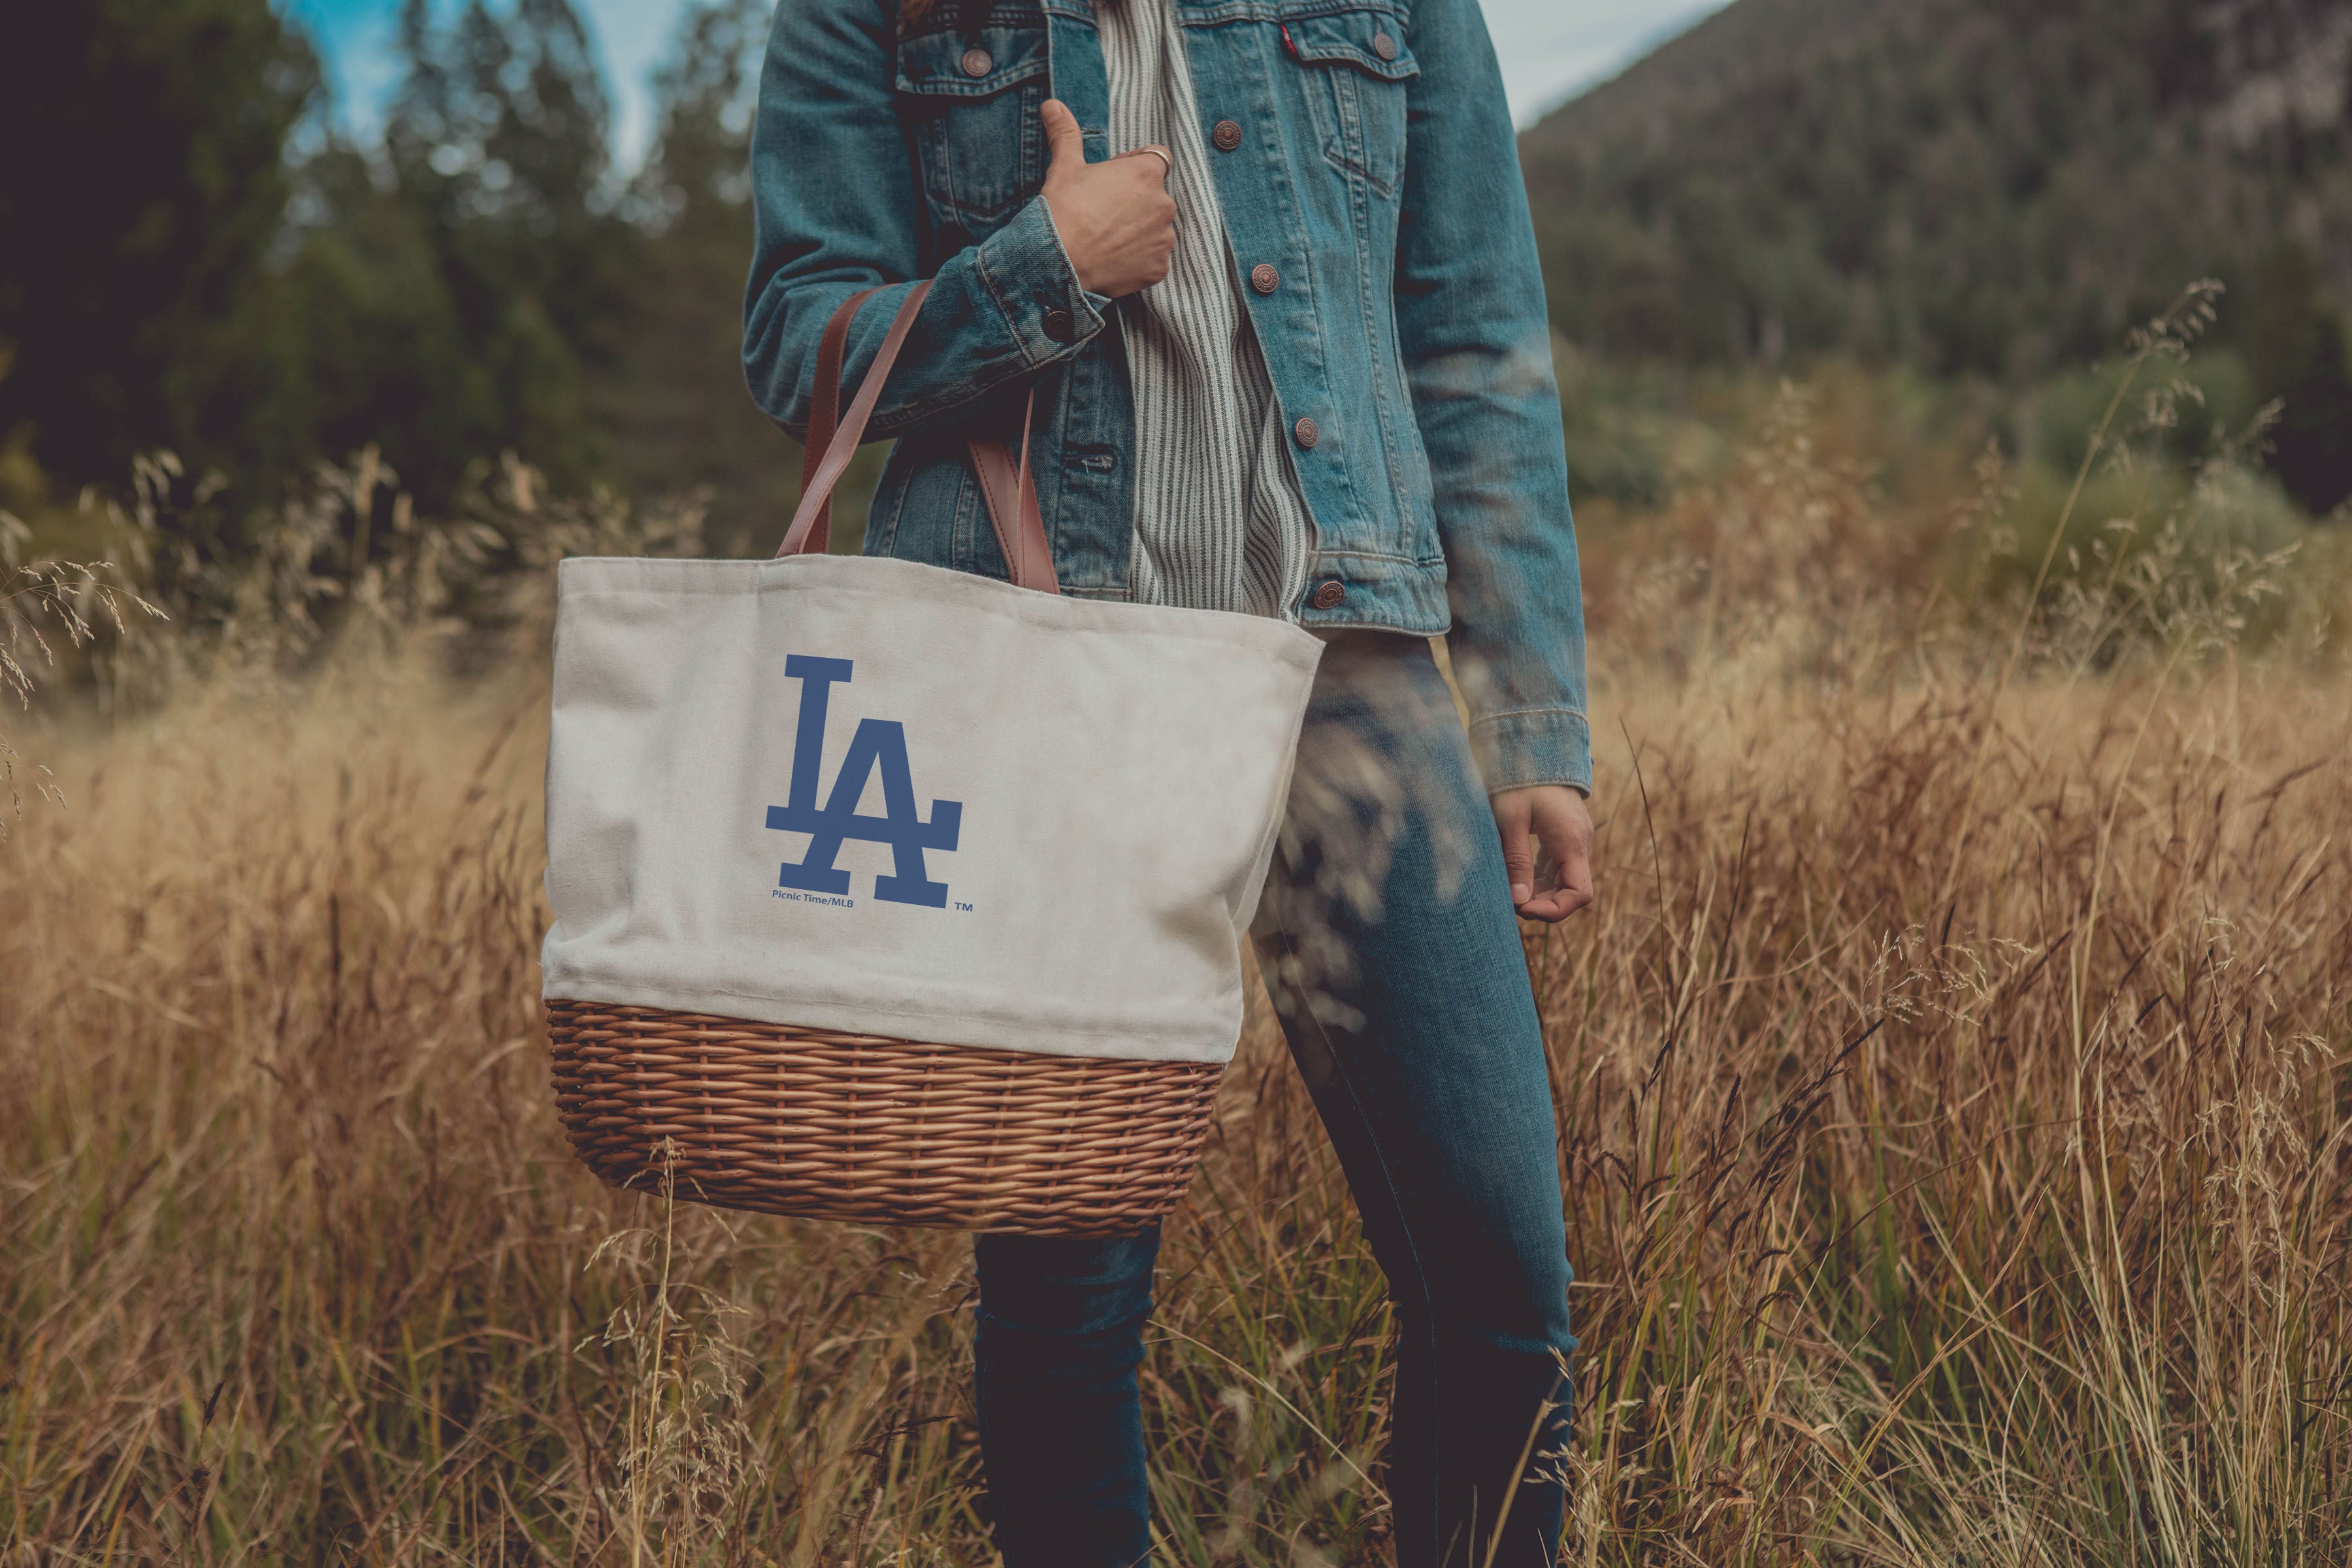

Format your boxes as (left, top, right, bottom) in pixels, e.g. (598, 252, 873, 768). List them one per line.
(541, 551, 1323, 1065)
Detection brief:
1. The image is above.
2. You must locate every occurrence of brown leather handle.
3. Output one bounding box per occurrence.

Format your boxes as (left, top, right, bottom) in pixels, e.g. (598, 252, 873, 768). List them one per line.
(966, 395, 1058, 595)
(779, 282, 1060, 596)
(793, 285, 883, 557)
(779, 282, 931, 558)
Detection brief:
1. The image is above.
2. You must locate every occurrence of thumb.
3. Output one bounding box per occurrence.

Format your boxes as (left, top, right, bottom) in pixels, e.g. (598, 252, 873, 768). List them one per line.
(1041, 99, 1088, 172)
(1495, 796, 1536, 907)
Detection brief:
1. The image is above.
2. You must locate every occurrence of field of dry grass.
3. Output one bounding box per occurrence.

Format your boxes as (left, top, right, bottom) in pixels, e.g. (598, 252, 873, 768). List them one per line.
(4, 345, 2350, 1563)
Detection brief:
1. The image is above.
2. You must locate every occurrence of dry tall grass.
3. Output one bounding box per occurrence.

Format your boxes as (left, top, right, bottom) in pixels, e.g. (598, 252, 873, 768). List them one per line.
(3, 331, 2349, 1563)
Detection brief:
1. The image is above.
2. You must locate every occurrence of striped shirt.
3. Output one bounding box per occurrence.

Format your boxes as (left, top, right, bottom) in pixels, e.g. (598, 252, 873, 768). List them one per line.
(1093, 0, 1316, 619)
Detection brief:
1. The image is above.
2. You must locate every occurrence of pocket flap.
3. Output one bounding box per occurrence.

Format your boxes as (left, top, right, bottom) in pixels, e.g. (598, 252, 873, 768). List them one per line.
(896, 24, 1049, 98)
(1284, 11, 1419, 82)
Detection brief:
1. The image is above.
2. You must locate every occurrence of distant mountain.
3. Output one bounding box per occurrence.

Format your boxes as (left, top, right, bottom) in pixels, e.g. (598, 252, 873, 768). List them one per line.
(1518, 0, 2352, 378)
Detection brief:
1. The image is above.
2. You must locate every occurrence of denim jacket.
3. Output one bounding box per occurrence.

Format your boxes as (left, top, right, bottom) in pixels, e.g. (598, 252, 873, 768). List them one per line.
(744, 0, 1591, 793)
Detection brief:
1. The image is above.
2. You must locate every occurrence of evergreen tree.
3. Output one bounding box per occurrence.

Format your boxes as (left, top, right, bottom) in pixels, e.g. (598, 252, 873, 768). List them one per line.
(263, 140, 498, 511)
(372, 0, 639, 500)
(0, 0, 318, 492)
(1521, 0, 2351, 389)
(2247, 238, 2352, 517)
(594, 0, 805, 553)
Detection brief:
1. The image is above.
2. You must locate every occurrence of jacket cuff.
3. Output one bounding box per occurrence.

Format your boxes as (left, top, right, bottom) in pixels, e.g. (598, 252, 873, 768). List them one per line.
(1469, 708, 1593, 797)
(974, 197, 1108, 367)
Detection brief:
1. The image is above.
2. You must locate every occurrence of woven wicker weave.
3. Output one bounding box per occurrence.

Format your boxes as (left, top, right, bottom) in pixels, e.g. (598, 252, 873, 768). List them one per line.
(546, 1000, 1224, 1237)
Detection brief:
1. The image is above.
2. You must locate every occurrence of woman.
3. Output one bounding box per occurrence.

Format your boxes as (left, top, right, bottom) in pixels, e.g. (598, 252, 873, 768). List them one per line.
(744, 0, 1594, 1561)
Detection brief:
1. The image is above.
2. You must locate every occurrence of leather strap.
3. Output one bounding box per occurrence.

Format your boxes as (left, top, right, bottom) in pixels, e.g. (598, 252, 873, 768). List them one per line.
(779, 282, 1060, 596)
(966, 392, 1058, 595)
(779, 282, 932, 558)
(793, 284, 883, 557)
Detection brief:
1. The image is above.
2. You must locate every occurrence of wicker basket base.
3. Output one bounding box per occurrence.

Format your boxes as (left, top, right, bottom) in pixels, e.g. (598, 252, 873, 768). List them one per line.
(546, 1000, 1224, 1237)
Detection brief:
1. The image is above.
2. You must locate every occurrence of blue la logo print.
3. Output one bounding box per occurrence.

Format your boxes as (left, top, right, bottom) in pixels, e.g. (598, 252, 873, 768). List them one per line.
(767, 655, 962, 907)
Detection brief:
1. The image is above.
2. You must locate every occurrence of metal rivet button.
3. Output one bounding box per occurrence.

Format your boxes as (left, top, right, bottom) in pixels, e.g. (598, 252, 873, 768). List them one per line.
(1311, 580, 1347, 610)
(1041, 307, 1075, 343)
(1293, 416, 1319, 449)
(1371, 30, 1397, 60)
(960, 47, 992, 77)
(1249, 263, 1280, 295)
(1212, 119, 1243, 152)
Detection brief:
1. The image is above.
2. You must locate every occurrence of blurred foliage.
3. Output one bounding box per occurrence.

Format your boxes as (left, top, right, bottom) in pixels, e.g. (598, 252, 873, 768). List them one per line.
(0, 0, 789, 546)
(0, 0, 320, 491)
(3, 0, 2345, 592)
(2023, 348, 2259, 475)
(269, 0, 642, 506)
(2246, 235, 2352, 515)
(1520, 0, 2352, 513)
(592, 0, 833, 557)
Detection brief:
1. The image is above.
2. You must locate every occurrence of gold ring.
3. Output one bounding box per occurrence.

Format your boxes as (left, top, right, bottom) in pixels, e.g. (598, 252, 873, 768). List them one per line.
(1135, 146, 1173, 176)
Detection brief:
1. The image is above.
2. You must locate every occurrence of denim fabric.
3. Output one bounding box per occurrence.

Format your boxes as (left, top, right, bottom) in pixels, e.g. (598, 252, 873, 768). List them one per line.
(973, 632, 1577, 1567)
(745, 0, 1592, 792)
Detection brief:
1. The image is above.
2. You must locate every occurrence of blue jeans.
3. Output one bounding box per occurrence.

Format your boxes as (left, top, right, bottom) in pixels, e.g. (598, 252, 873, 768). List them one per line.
(973, 633, 1577, 1567)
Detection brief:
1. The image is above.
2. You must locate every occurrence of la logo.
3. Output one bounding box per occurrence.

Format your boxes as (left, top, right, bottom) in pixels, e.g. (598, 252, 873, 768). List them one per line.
(766, 655, 962, 907)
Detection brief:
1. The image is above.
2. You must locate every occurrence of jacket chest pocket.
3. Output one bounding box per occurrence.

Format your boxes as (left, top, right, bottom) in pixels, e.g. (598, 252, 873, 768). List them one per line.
(1284, 8, 1418, 197)
(896, 25, 1050, 245)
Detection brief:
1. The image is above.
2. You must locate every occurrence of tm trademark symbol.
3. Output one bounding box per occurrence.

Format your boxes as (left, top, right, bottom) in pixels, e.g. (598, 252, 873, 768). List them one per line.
(955, 901, 975, 913)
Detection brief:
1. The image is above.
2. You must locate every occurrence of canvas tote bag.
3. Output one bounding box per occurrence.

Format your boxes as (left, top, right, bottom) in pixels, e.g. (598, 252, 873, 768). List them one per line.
(542, 282, 1324, 1235)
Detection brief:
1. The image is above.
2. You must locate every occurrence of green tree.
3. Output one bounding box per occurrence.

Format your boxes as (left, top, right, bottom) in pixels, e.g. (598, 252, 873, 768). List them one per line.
(2247, 237, 2352, 517)
(261, 143, 499, 509)
(0, 0, 319, 492)
(593, 0, 809, 554)
(1517, 0, 2342, 382)
(0, 0, 787, 548)
(371, 0, 638, 501)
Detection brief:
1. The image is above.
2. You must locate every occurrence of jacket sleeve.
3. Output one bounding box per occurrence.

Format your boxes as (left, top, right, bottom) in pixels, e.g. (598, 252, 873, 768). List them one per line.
(742, 0, 1106, 440)
(1395, 0, 1593, 796)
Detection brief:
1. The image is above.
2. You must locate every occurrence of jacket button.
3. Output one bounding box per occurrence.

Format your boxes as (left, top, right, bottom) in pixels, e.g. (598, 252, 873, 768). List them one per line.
(1371, 30, 1397, 60)
(1041, 307, 1075, 342)
(1249, 263, 1281, 295)
(960, 46, 992, 77)
(1212, 119, 1243, 152)
(1293, 416, 1319, 449)
(1311, 580, 1347, 611)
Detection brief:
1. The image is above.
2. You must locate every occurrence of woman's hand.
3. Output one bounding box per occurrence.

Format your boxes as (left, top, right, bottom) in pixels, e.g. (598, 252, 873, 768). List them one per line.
(1492, 785, 1595, 923)
(1039, 99, 1176, 298)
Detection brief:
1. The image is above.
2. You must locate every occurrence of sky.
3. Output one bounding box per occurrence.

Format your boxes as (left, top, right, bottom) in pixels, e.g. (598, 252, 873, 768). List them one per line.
(284, 0, 1732, 160)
